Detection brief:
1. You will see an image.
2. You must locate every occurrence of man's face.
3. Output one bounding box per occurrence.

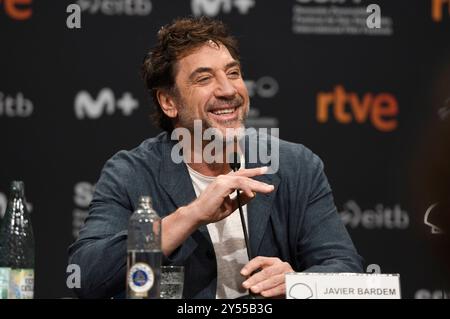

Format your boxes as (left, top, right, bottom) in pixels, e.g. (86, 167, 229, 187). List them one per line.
(171, 42, 249, 139)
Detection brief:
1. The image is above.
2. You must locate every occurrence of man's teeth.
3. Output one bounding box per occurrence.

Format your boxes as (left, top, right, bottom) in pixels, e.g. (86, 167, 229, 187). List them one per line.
(212, 108, 235, 115)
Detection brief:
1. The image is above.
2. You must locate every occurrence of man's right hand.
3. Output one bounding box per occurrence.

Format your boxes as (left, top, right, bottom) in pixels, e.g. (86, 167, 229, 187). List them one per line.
(188, 166, 274, 226)
(161, 166, 274, 256)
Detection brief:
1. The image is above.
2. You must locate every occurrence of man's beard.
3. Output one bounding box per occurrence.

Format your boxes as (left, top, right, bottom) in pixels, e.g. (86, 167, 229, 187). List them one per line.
(176, 96, 248, 143)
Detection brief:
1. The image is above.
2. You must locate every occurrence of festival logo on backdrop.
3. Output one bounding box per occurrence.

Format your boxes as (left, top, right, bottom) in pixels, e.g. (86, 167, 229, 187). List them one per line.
(292, 0, 393, 36)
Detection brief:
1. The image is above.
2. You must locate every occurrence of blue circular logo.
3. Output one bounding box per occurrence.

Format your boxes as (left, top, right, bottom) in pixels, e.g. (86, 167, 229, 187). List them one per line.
(128, 263, 154, 294)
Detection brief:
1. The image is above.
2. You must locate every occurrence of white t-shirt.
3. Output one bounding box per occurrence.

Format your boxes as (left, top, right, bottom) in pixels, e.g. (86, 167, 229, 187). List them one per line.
(186, 163, 249, 299)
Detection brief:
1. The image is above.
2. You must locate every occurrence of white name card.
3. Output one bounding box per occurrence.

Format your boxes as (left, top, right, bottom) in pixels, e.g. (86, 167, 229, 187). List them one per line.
(285, 272, 401, 299)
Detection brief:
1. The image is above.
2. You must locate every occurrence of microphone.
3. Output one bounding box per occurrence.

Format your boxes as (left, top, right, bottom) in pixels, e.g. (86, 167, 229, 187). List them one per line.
(229, 151, 241, 171)
(229, 152, 252, 261)
(229, 151, 264, 299)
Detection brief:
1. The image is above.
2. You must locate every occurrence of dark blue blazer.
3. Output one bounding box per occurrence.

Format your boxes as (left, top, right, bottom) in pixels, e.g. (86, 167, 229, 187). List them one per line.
(68, 131, 363, 299)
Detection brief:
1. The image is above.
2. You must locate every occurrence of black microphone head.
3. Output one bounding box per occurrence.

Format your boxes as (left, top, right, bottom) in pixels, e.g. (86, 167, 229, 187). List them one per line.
(229, 152, 241, 171)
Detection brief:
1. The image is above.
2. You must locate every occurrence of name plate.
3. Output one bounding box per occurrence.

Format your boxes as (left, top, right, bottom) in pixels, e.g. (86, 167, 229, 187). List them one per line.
(285, 272, 401, 299)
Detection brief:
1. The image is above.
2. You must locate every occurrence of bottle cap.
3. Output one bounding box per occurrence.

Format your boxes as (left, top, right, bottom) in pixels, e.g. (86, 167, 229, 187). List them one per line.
(10, 180, 25, 197)
(139, 196, 152, 205)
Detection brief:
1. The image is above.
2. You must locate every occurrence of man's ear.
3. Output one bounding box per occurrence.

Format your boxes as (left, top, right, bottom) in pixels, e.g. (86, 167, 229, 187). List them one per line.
(156, 89, 178, 119)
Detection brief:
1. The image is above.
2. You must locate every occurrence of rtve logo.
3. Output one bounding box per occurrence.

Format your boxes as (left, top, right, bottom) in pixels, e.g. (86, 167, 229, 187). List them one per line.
(191, 0, 255, 17)
(432, 0, 450, 22)
(74, 88, 139, 119)
(0, 0, 32, 20)
(316, 85, 398, 132)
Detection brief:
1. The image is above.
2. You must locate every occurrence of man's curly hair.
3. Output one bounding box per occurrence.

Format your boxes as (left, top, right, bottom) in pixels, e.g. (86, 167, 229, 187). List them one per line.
(142, 16, 240, 132)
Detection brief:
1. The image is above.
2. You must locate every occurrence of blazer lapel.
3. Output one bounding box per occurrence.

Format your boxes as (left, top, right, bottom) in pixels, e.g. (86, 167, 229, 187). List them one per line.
(242, 134, 280, 258)
(158, 138, 212, 240)
(159, 139, 197, 209)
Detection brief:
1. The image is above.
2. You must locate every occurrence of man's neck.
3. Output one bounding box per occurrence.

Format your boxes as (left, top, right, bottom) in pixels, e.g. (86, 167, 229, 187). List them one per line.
(187, 161, 231, 177)
(185, 140, 240, 177)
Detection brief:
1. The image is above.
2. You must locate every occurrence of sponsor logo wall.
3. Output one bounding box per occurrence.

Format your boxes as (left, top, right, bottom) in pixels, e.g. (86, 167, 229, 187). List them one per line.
(0, 0, 449, 298)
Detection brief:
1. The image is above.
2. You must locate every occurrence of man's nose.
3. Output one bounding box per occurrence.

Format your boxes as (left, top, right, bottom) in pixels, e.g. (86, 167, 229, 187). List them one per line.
(215, 74, 238, 98)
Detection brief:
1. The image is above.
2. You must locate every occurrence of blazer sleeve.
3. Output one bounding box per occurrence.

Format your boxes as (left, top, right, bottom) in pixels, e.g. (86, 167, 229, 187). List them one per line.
(295, 152, 364, 273)
(68, 151, 132, 299)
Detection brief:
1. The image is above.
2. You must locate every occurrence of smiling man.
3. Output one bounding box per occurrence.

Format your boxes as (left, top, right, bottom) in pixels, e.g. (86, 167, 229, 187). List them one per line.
(162, 41, 247, 135)
(68, 16, 363, 299)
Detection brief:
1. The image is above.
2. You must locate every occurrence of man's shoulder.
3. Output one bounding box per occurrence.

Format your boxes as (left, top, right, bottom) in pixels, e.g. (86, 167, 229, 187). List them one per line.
(104, 131, 169, 173)
(252, 130, 323, 173)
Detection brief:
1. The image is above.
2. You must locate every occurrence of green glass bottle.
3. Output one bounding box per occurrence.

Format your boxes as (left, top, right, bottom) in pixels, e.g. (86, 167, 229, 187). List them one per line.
(0, 181, 35, 299)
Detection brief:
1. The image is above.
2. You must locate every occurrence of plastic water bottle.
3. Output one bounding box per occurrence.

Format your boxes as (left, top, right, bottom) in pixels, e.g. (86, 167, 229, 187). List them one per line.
(126, 196, 162, 299)
(0, 181, 34, 299)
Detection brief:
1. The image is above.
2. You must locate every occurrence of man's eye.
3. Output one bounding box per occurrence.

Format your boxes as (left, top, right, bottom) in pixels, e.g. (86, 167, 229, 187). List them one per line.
(228, 70, 241, 78)
(197, 76, 211, 83)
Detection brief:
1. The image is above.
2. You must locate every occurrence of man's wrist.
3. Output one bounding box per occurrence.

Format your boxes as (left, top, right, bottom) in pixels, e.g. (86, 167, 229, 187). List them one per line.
(179, 202, 203, 228)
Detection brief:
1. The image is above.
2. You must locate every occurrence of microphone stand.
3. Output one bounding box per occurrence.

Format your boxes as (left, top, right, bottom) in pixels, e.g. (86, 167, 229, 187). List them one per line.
(230, 155, 252, 261)
(229, 151, 262, 299)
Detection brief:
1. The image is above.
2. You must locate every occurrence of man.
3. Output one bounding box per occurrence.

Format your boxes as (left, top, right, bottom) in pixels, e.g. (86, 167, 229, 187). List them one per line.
(68, 16, 363, 299)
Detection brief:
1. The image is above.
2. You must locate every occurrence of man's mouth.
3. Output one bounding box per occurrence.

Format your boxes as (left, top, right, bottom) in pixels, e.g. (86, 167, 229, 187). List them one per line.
(211, 107, 237, 115)
(208, 106, 240, 121)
